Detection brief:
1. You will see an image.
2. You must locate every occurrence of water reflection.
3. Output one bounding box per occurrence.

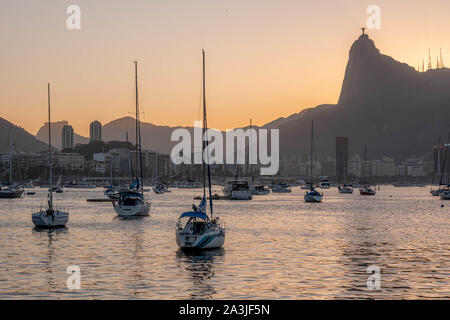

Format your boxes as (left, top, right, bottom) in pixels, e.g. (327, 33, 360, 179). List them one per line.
(114, 217, 147, 297)
(32, 228, 68, 294)
(176, 249, 225, 299)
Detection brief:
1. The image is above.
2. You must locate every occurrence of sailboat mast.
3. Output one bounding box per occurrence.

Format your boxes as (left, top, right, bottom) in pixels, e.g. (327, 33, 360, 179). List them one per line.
(439, 132, 450, 187)
(249, 118, 252, 183)
(310, 120, 313, 187)
(202, 49, 213, 217)
(8, 127, 12, 184)
(134, 61, 144, 189)
(202, 50, 206, 198)
(48, 83, 53, 207)
(364, 144, 367, 185)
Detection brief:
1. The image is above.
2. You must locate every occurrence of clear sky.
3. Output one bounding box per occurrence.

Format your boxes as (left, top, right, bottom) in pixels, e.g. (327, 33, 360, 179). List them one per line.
(1, 0, 449, 136)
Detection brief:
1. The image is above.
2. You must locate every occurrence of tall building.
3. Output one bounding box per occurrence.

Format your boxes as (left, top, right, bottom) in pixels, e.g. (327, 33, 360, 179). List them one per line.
(61, 125, 74, 150)
(90, 121, 102, 142)
(335, 137, 349, 181)
(158, 154, 171, 178)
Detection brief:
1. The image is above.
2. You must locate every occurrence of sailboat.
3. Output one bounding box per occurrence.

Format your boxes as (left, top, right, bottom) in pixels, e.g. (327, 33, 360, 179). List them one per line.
(0, 129, 24, 199)
(247, 119, 270, 196)
(438, 132, 450, 200)
(112, 61, 151, 217)
(304, 120, 323, 202)
(32, 84, 69, 228)
(152, 155, 169, 194)
(359, 144, 376, 195)
(337, 152, 353, 194)
(270, 182, 292, 193)
(176, 50, 225, 250)
(431, 137, 446, 196)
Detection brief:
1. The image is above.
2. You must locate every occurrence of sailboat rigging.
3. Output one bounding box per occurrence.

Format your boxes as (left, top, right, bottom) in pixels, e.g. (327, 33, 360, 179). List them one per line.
(359, 144, 376, 195)
(304, 120, 323, 202)
(176, 50, 225, 250)
(0, 128, 24, 199)
(112, 61, 151, 217)
(32, 83, 69, 228)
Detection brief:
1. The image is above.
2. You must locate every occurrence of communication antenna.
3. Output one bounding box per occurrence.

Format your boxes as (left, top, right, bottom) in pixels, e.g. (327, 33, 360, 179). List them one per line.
(428, 48, 432, 70)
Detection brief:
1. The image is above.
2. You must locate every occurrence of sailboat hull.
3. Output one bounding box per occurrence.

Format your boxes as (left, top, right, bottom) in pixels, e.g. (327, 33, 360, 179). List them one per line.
(359, 189, 376, 195)
(113, 201, 150, 217)
(32, 210, 69, 228)
(0, 189, 24, 199)
(231, 190, 252, 200)
(304, 194, 323, 202)
(176, 228, 225, 250)
(432, 189, 444, 196)
(439, 190, 450, 200)
(338, 186, 354, 194)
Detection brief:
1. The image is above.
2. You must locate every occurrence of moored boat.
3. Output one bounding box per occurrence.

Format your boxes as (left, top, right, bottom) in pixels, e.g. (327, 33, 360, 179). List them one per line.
(270, 183, 292, 193)
(176, 50, 225, 250)
(304, 120, 323, 202)
(32, 83, 69, 228)
(113, 61, 150, 218)
(251, 184, 270, 195)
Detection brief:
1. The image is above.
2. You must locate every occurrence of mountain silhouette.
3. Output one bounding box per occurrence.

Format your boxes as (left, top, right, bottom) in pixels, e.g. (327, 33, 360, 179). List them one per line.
(271, 33, 450, 160)
(102, 116, 194, 154)
(0, 117, 48, 153)
(35, 121, 89, 150)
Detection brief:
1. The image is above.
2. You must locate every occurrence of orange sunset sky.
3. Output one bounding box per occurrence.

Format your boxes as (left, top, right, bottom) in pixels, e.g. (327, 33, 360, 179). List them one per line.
(1, 0, 449, 136)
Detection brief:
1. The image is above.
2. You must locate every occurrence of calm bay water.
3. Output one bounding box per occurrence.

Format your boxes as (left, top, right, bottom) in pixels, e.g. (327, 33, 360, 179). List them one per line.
(0, 186, 449, 299)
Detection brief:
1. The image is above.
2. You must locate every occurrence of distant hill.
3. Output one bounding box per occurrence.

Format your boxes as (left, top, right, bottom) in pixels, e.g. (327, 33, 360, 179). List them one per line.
(267, 33, 450, 160)
(102, 116, 195, 154)
(0, 117, 49, 153)
(35, 121, 89, 150)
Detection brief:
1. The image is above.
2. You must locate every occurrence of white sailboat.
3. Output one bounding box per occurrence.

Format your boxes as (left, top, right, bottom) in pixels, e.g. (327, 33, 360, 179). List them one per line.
(32, 84, 69, 228)
(304, 120, 323, 202)
(113, 61, 151, 217)
(176, 50, 225, 250)
(222, 178, 253, 200)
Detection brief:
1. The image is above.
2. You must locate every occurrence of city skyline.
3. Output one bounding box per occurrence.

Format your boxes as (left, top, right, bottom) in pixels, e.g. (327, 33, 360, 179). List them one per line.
(1, 0, 450, 136)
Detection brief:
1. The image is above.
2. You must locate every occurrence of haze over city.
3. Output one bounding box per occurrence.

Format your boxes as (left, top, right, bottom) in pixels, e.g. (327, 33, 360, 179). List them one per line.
(1, 0, 450, 136)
